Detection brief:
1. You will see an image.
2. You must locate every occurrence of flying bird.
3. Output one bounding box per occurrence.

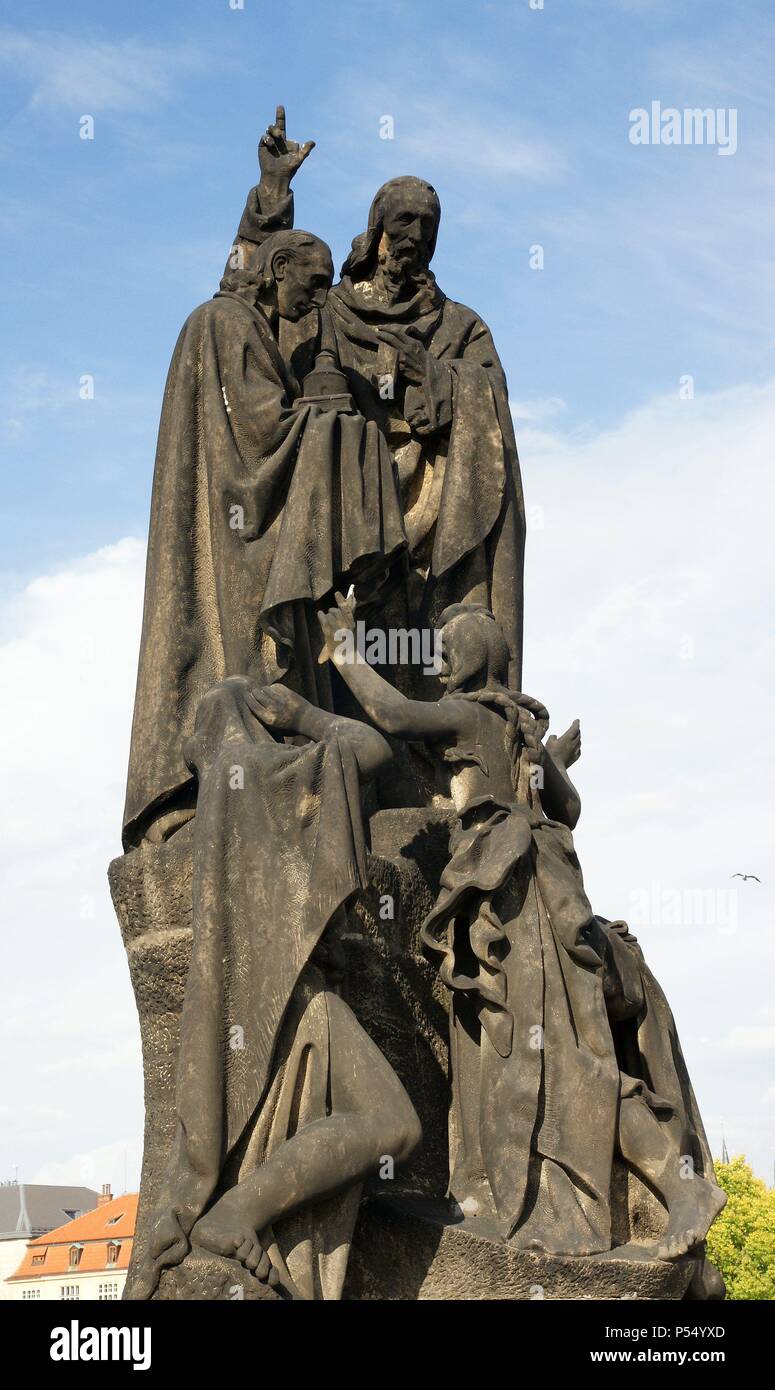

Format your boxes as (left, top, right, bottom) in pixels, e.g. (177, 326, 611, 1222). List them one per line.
(730, 873, 761, 882)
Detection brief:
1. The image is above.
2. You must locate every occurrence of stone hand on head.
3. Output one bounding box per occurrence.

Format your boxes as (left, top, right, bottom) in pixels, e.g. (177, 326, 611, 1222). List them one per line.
(258, 104, 315, 192)
(246, 682, 307, 731)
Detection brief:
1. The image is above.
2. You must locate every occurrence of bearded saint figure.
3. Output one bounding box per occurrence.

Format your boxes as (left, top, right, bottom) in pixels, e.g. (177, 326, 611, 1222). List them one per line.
(323, 176, 525, 692)
(228, 165, 526, 694)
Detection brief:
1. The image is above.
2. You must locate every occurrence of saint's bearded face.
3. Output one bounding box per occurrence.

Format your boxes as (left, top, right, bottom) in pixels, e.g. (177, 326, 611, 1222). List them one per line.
(377, 190, 438, 293)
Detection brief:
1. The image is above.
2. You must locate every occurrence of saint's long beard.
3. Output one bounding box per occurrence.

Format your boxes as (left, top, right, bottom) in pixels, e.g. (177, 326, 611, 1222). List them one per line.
(375, 242, 435, 306)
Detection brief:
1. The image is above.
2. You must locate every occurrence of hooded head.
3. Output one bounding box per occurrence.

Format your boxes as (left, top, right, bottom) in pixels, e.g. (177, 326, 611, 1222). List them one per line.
(437, 604, 511, 695)
(341, 177, 441, 292)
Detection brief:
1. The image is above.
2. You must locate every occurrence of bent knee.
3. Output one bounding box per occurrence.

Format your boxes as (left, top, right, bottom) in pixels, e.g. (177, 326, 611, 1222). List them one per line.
(391, 1099, 423, 1168)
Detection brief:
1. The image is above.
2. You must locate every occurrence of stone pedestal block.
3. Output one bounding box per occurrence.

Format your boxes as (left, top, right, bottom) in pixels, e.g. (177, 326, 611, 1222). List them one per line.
(345, 1196, 697, 1301)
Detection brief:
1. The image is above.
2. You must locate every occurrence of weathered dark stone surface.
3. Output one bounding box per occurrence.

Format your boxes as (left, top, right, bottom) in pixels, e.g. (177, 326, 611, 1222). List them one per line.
(346, 1196, 696, 1301)
(110, 813, 450, 1284)
(156, 1251, 284, 1302)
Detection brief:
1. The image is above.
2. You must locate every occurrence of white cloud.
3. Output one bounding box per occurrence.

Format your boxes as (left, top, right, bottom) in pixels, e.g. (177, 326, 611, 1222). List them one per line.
(521, 376, 775, 1177)
(712, 1024, 775, 1055)
(510, 396, 567, 426)
(320, 60, 565, 206)
(0, 539, 146, 1186)
(32, 1137, 142, 1196)
(0, 27, 205, 114)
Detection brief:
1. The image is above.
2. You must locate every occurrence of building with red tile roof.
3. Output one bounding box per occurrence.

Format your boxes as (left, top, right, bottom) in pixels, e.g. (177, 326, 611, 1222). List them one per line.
(7, 1186, 138, 1301)
(0, 1182, 100, 1299)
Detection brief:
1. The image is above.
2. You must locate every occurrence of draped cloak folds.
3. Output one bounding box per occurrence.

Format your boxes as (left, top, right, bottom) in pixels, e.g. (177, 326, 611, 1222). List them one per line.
(324, 279, 526, 686)
(597, 919, 717, 1183)
(122, 290, 406, 848)
(420, 798, 716, 1253)
(137, 677, 371, 1300)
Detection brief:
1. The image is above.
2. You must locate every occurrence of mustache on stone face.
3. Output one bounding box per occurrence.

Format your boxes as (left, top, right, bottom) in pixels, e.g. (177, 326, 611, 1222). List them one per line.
(386, 239, 431, 270)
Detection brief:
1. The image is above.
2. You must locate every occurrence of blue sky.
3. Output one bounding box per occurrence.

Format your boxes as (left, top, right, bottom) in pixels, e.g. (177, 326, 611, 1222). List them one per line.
(2, 0, 773, 575)
(1, 2, 774, 1195)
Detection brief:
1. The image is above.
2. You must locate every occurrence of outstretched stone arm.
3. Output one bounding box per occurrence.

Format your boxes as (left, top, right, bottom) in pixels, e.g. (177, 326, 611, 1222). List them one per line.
(316, 597, 462, 743)
(247, 683, 391, 781)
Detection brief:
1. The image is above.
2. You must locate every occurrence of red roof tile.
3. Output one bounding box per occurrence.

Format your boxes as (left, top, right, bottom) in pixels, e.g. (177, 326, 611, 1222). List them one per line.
(8, 1193, 138, 1281)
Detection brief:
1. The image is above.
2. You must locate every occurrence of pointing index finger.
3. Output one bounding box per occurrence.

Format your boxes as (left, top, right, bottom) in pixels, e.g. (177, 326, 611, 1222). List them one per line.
(275, 104, 286, 136)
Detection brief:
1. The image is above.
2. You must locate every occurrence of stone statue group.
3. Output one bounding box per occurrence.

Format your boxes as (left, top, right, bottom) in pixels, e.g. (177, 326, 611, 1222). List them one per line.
(117, 108, 725, 1301)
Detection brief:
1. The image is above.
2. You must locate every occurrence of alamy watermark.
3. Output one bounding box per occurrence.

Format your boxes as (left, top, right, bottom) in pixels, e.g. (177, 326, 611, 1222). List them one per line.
(629, 101, 738, 156)
(628, 882, 738, 936)
(334, 622, 442, 675)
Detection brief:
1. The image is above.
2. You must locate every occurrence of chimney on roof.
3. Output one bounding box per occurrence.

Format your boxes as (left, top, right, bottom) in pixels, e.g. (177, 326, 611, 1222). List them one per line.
(97, 1183, 113, 1207)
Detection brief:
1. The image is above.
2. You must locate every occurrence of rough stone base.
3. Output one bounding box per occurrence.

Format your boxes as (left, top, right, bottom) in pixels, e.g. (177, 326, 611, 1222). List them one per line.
(345, 1196, 697, 1301)
(155, 1251, 285, 1301)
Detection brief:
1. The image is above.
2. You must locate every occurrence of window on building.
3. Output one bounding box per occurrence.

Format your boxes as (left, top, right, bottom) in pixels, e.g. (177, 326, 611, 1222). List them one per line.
(60, 1285, 80, 1300)
(31, 1252, 46, 1265)
(69, 1245, 82, 1268)
(106, 1213, 124, 1226)
(99, 1282, 119, 1300)
(106, 1241, 121, 1266)
(22, 1289, 41, 1299)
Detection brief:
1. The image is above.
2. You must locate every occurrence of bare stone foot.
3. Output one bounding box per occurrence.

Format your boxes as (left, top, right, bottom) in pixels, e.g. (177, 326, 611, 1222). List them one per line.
(654, 1180, 727, 1262)
(596, 1242, 668, 1264)
(125, 1208, 189, 1299)
(148, 1208, 189, 1267)
(191, 1203, 278, 1285)
(509, 1225, 601, 1257)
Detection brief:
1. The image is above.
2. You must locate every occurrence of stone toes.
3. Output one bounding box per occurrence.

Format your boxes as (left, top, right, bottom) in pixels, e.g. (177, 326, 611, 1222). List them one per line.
(245, 1243, 264, 1274)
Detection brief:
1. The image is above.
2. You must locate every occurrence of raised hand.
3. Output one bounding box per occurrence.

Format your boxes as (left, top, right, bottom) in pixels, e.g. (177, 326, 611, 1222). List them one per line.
(546, 719, 581, 770)
(258, 105, 315, 194)
(317, 588, 358, 665)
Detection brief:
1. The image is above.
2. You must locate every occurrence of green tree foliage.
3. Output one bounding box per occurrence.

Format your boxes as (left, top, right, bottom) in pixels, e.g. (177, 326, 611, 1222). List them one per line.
(706, 1156, 775, 1299)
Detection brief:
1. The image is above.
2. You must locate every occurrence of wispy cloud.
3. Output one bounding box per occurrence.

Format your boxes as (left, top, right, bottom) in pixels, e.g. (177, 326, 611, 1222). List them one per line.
(0, 27, 206, 114)
(32, 1137, 143, 1194)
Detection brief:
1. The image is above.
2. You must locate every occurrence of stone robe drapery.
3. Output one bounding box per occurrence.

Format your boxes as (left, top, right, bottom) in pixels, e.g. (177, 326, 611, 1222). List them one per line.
(420, 797, 621, 1251)
(136, 678, 371, 1299)
(122, 289, 405, 848)
(420, 803, 720, 1252)
(598, 919, 717, 1184)
(325, 280, 526, 687)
